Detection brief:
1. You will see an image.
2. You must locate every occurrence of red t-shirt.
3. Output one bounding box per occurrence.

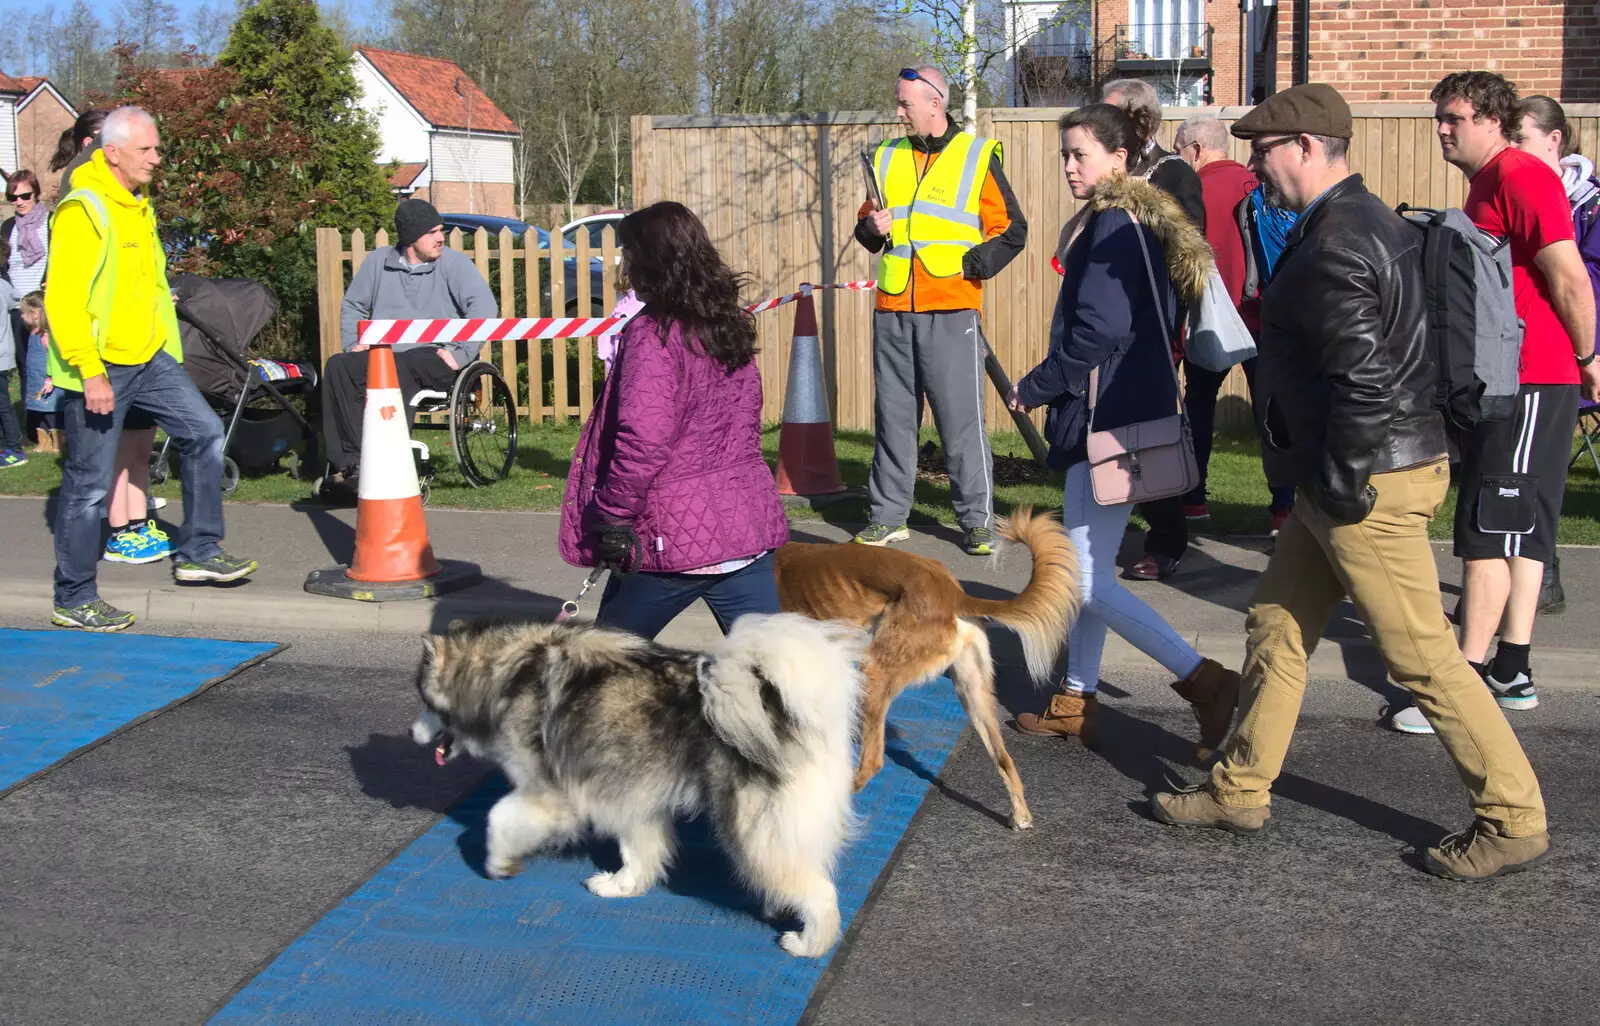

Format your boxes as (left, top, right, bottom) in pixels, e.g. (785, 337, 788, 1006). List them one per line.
(1197, 159, 1260, 308)
(1463, 146, 1579, 384)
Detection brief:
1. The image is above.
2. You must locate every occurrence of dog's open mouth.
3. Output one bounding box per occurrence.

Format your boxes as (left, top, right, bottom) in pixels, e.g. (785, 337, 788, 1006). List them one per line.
(433, 732, 456, 766)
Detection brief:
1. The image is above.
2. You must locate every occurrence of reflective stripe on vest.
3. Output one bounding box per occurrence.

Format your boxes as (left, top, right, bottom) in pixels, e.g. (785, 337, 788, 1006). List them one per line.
(873, 132, 1000, 296)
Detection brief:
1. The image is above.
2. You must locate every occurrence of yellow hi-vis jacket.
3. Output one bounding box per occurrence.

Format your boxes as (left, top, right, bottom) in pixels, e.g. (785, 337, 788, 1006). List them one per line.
(873, 131, 1002, 295)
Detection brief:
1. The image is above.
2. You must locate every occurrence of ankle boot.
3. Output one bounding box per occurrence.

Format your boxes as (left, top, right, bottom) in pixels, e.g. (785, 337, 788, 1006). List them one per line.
(1015, 689, 1100, 747)
(49, 429, 66, 456)
(34, 427, 56, 454)
(1170, 658, 1241, 761)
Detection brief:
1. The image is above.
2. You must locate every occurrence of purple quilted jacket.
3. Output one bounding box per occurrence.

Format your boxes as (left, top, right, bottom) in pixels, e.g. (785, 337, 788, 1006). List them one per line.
(559, 311, 789, 572)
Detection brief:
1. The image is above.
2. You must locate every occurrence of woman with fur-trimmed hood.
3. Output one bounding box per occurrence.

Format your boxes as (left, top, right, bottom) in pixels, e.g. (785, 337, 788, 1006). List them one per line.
(1008, 103, 1241, 755)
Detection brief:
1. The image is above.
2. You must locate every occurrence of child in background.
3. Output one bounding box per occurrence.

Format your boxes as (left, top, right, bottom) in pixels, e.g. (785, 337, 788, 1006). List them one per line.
(0, 262, 23, 469)
(18, 292, 61, 455)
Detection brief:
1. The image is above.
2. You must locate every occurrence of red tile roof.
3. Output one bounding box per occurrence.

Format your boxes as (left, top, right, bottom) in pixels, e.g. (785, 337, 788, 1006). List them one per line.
(0, 71, 25, 94)
(356, 47, 517, 135)
(389, 161, 427, 189)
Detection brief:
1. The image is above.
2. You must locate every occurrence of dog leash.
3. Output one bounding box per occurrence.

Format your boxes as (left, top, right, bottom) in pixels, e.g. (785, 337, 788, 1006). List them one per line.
(556, 567, 606, 622)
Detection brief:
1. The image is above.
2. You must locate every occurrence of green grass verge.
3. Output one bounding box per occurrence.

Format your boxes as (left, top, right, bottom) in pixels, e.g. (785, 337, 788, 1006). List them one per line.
(5, 392, 1600, 543)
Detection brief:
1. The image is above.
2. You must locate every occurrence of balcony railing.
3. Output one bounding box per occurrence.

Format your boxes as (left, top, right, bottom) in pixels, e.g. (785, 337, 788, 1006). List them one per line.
(1114, 22, 1213, 65)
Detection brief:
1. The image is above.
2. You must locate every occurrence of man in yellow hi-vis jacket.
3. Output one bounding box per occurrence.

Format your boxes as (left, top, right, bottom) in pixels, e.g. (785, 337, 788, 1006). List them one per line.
(854, 67, 1027, 555)
(46, 106, 257, 632)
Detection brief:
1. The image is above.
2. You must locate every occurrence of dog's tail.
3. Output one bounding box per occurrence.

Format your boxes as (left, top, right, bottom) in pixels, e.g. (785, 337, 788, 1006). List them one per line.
(955, 507, 1080, 684)
(698, 613, 869, 770)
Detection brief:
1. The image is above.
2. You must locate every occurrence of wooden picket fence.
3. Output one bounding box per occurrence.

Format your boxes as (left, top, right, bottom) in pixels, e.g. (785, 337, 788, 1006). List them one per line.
(313, 224, 620, 424)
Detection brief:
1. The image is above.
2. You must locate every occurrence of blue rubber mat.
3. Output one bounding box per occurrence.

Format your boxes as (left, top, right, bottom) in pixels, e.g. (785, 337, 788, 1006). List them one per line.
(214, 679, 969, 1025)
(0, 628, 282, 796)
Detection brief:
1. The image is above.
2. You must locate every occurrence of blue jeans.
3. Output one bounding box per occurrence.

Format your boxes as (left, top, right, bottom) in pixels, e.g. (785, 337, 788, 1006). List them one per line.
(1065, 462, 1205, 693)
(54, 350, 227, 607)
(594, 552, 781, 640)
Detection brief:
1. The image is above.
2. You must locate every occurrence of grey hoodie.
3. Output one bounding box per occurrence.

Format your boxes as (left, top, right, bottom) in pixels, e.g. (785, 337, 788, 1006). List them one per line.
(339, 246, 498, 365)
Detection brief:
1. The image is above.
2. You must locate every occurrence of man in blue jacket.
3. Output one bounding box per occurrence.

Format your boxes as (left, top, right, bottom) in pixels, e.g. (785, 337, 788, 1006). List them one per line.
(322, 199, 497, 497)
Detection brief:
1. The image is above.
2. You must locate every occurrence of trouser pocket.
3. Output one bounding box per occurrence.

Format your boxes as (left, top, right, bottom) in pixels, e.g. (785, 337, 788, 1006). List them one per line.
(1476, 473, 1536, 535)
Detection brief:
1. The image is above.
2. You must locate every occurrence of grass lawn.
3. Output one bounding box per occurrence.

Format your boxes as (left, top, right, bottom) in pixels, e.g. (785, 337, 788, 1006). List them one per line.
(5, 387, 1600, 543)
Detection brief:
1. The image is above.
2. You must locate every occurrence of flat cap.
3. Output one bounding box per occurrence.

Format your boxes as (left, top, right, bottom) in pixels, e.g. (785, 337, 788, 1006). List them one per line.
(1231, 83, 1352, 140)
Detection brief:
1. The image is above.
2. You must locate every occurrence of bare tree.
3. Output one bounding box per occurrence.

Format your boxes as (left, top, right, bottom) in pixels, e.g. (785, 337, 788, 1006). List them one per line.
(116, 0, 182, 65)
(188, 2, 235, 63)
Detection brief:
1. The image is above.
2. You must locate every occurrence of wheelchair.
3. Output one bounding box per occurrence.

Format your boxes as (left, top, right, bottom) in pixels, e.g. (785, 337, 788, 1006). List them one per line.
(408, 359, 519, 501)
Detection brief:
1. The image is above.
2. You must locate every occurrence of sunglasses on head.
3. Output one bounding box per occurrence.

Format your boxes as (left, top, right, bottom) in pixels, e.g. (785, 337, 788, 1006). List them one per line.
(899, 68, 946, 100)
(6, 191, 34, 202)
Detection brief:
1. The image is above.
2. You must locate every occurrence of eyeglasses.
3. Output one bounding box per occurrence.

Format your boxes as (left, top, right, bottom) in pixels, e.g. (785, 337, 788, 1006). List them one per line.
(1248, 136, 1301, 161)
(6, 191, 34, 202)
(899, 68, 946, 100)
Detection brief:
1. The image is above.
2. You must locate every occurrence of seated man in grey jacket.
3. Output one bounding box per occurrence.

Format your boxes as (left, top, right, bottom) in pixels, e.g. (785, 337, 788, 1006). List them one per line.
(322, 199, 497, 495)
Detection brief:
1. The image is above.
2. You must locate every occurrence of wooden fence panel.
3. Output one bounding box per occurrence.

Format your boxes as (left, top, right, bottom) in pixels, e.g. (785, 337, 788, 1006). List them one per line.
(312, 225, 621, 427)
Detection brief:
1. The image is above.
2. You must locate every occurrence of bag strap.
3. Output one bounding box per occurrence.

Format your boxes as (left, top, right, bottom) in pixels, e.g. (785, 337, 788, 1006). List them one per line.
(1088, 213, 1184, 422)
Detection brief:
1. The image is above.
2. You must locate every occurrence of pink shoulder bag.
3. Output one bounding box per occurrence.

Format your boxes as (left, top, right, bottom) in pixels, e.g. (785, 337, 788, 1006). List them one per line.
(1083, 216, 1200, 506)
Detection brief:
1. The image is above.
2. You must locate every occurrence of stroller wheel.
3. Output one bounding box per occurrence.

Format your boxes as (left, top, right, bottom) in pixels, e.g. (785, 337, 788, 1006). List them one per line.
(149, 450, 171, 485)
(221, 457, 240, 495)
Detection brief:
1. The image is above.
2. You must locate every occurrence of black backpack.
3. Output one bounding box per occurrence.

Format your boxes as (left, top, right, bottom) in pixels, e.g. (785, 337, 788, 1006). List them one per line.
(1396, 204, 1522, 429)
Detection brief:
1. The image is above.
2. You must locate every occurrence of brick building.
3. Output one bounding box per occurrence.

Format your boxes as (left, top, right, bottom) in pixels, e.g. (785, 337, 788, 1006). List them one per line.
(1004, 0, 1254, 106)
(13, 77, 77, 201)
(1265, 0, 1600, 101)
(1005, 0, 1599, 108)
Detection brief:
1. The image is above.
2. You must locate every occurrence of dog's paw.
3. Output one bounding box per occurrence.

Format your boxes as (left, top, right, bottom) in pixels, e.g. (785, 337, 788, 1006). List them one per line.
(486, 857, 523, 880)
(778, 930, 831, 958)
(584, 871, 647, 898)
(1010, 810, 1034, 831)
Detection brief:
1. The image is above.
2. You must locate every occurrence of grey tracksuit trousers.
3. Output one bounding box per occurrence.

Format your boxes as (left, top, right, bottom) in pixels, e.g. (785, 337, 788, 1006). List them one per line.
(869, 309, 994, 532)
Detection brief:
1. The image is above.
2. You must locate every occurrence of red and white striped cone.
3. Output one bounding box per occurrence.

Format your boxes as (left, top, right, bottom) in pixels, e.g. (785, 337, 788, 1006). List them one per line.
(304, 345, 481, 601)
(774, 294, 846, 496)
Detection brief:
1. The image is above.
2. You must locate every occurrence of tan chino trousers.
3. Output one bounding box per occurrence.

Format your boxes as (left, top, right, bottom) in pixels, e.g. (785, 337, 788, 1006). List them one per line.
(1210, 459, 1547, 836)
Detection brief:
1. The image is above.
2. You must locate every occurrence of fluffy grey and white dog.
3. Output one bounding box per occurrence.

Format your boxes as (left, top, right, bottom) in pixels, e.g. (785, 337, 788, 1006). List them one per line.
(411, 613, 868, 957)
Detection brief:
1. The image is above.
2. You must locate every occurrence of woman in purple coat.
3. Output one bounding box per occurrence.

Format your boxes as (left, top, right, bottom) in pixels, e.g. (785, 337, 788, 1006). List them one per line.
(559, 201, 789, 638)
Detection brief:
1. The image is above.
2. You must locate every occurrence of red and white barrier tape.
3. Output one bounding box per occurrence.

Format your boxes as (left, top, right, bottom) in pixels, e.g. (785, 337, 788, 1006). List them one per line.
(356, 280, 877, 347)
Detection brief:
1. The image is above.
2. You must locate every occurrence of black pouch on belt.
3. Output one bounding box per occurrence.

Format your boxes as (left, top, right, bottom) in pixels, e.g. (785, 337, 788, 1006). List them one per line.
(1475, 473, 1537, 535)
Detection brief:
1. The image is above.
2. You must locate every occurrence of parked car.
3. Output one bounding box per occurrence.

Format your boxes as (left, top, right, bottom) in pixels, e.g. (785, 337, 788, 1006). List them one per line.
(560, 211, 629, 315)
(440, 213, 612, 316)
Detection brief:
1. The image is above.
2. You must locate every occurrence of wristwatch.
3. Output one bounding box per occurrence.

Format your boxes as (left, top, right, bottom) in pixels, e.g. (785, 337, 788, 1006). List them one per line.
(1581, 352, 1597, 368)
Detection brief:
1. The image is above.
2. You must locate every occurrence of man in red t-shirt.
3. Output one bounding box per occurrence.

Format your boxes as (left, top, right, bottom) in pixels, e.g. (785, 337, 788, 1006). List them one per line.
(1427, 72, 1599, 722)
(1173, 115, 1297, 532)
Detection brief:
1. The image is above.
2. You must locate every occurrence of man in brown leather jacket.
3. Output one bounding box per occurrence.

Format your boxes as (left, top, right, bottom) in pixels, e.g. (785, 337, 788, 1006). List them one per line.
(1149, 84, 1549, 883)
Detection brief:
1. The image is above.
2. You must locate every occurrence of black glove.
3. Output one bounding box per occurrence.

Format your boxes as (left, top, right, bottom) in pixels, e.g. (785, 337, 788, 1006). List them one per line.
(1311, 481, 1377, 526)
(592, 521, 642, 571)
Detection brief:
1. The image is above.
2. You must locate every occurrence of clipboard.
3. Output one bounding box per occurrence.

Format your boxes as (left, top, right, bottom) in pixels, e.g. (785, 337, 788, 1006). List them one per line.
(859, 150, 884, 211)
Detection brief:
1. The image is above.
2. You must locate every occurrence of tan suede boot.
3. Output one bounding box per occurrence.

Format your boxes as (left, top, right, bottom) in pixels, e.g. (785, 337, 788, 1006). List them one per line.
(34, 427, 57, 454)
(1423, 820, 1551, 881)
(1170, 658, 1241, 761)
(49, 429, 66, 457)
(1015, 690, 1099, 747)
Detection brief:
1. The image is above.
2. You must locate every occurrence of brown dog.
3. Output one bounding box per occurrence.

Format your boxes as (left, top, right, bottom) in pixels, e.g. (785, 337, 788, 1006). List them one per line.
(774, 508, 1079, 830)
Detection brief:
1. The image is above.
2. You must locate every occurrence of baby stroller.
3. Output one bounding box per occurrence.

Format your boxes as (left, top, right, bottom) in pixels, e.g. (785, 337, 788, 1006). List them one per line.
(150, 273, 318, 494)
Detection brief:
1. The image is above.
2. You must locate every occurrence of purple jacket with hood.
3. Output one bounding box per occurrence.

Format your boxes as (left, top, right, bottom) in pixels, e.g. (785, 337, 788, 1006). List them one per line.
(559, 310, 789, 572)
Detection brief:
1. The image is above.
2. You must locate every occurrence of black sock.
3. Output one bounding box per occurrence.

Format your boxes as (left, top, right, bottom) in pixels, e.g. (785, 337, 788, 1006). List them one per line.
(1468, 660, 1488, 679)
(1491, 642, 1531, 682)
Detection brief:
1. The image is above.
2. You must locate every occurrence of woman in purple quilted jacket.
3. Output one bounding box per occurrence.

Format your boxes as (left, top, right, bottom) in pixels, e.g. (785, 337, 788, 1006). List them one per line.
(558, 201, 789, 638)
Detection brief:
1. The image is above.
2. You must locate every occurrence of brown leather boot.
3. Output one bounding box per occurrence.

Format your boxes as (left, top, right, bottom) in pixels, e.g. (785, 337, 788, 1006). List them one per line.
(1170, 658, 1240, 761)
(1015, 690, 1099, 747)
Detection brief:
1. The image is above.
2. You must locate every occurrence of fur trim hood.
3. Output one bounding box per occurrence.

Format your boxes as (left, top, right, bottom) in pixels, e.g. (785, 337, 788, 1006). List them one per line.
(1088, 173, 1213, 302)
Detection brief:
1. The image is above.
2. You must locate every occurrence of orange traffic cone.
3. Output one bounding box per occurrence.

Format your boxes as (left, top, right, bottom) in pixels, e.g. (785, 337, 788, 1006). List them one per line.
(774, 293, 846, 497)
(304, 344, 481, 601)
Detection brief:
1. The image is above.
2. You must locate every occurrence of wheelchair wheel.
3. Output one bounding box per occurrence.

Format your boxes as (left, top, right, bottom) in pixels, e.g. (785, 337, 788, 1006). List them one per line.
(449, 361, 518, 487)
